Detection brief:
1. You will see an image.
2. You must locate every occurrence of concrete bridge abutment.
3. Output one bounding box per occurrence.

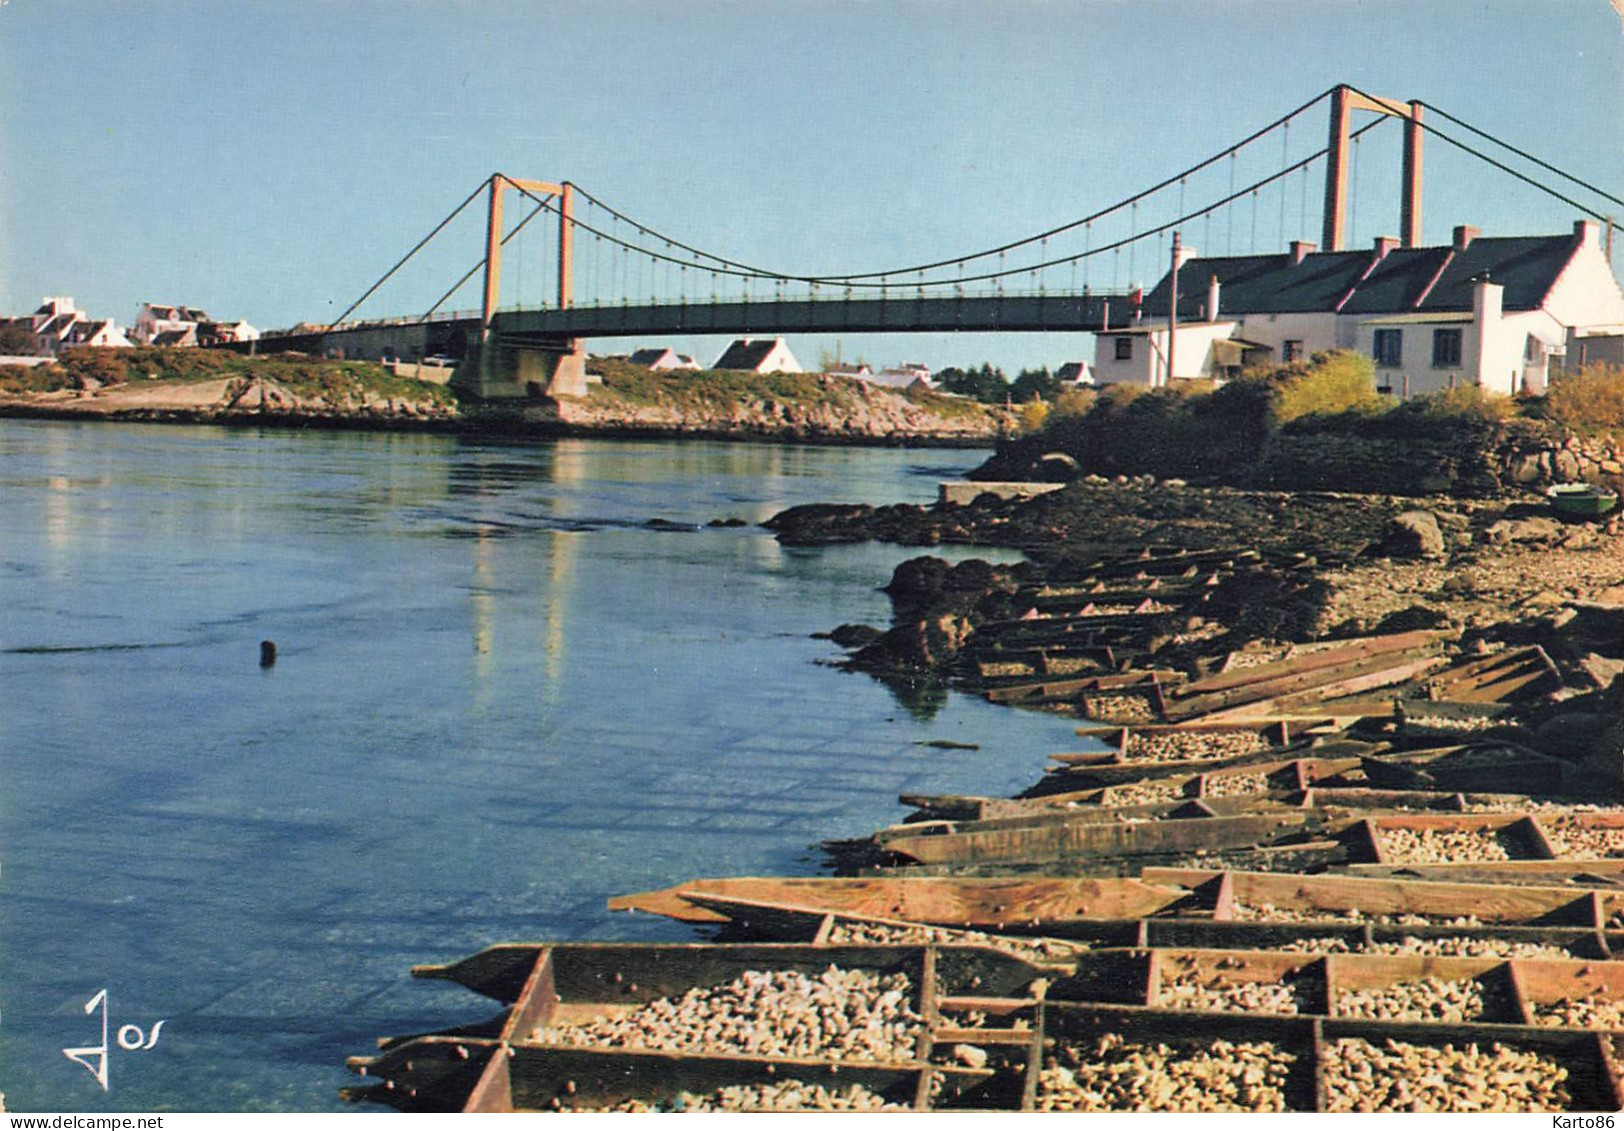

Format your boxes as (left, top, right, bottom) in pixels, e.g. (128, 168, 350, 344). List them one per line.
(464, 337, 588, 400)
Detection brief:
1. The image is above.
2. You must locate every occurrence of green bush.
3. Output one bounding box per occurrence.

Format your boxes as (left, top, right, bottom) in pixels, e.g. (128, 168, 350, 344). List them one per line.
(0, 364, 76, 394)
(1051, 386, 1097, 419)
(1544, 363, 1624, 435)
(1272, 351, 1381, 424)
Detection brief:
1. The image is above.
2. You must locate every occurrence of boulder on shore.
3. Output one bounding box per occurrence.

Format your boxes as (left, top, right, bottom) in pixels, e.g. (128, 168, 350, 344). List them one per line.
(1381, 511, 1446, 560)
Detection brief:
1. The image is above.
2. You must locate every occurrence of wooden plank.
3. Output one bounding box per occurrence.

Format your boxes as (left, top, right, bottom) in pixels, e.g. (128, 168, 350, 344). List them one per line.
(349, 1036, 504, 1114)
(609, 876, 1193, 927)
(501, 949, 559, 1043)
(463, 1044, 513, 1113)
(878, 812, 1320, 869)
(1143, 869, 1611, 926)
(1341, 861, 1624, 886)
(1425, 645, 1561, 703)
(1173, 630, 1452, 697)
(414, 945, 550, 1004)
(1172, 654, 1448, 722)
(987, 670, 1179, 705)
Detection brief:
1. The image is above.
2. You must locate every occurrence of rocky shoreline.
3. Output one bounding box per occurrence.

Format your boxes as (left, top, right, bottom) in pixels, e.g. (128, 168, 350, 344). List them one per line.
(770, 475, 1624, 758)
(0, 375, 1008, 448)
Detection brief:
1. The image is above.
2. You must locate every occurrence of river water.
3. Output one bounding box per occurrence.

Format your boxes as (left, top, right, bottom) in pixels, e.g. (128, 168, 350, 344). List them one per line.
(0, 420, 1085, 1112)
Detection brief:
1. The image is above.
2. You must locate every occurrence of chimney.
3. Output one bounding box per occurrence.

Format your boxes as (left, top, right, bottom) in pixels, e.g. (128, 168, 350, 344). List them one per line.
(1372, 236, 1400, 260)
(1290, 240, 1316, 265)
(1453, 225, 1480, 251)
(1574, 219, 1598, 245)
(1206, 275, 1221, 322)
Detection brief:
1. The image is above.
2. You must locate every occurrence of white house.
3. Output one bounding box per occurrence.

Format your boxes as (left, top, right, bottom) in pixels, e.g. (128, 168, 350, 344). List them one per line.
(60, 319, 134, 349)
(5, 297, 134, 355)
(628, 347, 700, 370)
(1097, 221, 1624, 396)
(825, 363, 874, 380)
(1055, 361, 1094, 385)
(712, 338, 802, 374)
(1095, 320, 1276, 385)
(133, 303, 211, 346)
(198, 320, 260, 346)
(870, 362, 932, 388)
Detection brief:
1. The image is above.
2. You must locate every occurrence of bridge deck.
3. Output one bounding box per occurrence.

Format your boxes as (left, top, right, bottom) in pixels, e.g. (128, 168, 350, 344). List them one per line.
(495, 292, 1137, 340)
(248, 291, 1145, 361)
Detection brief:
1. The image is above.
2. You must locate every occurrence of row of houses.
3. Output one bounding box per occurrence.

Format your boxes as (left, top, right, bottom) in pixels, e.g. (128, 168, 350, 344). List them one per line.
(2, 298, 260, 356)
(618, 222, 1624, 401)
(1094, 220, 1624, 394)
(627, 339, 1014, 392)
(628, 339, 807, 375)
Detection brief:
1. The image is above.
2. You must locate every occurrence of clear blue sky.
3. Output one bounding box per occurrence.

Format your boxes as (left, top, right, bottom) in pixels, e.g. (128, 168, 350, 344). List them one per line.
(3, 0, 1621, 373)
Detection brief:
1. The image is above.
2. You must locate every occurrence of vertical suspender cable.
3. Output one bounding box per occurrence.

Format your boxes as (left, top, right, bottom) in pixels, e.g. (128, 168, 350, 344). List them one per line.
(1227, 151, 1236, 255)
(1128, 202, 1138, 287)
(1280, 121, 1290, 248)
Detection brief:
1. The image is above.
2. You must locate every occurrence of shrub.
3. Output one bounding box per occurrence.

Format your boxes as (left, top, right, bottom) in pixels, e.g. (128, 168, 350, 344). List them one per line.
(1272, 350, 1381, 424)
(0, 364, 76, 394)
(1051, 386, 1096, 419)
(1017, 399, 1050, 433)
(1545, 363, 1624, 435)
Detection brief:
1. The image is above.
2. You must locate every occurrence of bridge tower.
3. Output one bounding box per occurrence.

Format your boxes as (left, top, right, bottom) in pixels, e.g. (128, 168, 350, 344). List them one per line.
(473, 173, 587, 400)
(1322, 85, 1425, 251)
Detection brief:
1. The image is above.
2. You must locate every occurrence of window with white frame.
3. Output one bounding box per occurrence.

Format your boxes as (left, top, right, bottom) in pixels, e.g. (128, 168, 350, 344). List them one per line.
(1114, 337, 1133, 360)
(1282, 340, 1304, 363)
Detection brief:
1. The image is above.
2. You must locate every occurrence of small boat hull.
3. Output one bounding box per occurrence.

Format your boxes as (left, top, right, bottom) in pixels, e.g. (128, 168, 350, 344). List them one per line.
(1548, 483, 1619, 518)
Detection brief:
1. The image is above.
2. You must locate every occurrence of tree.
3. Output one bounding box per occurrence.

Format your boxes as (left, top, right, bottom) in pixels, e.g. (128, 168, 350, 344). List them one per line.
(0, 324, 42, 356)
(936, 362, 1009, 404)
(1010, 366, 1060, 404)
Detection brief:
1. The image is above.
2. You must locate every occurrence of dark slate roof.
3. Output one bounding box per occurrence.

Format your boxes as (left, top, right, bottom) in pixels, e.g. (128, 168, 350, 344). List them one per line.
(1420, 236, 1575, 312)
(712, 339, 779, 370)
(147, 304, 211, 322)
(1142, 232, 1579, 319)
(1143, 251, 1371, 318)
(1337, 248, 1450, 314)
(628, 348, 670, 366)
(63, 319, 111, 342)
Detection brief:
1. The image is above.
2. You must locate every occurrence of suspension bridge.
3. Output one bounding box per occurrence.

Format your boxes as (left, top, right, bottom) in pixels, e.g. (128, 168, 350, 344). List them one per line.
(251, 83, 1620, 399)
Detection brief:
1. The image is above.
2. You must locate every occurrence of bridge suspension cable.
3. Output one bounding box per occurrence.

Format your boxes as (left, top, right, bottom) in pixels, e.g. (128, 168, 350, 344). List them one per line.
(1415, 98, 1624, 210)
(510, 114, 1388, 294)
(420, 190, 554, 320)
(1342, 84, 1615, 222)
(561, 85, 1341, 286)
(328, 180, 487, 328)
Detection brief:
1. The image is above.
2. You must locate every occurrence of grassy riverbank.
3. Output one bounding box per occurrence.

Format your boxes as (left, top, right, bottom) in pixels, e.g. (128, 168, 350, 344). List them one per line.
(547, 358, 1013, 443)
(0, 349, 1012, 443)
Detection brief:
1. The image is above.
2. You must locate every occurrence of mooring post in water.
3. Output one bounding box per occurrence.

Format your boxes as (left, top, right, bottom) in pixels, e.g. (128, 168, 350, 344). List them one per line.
(260, 640, 277, 668)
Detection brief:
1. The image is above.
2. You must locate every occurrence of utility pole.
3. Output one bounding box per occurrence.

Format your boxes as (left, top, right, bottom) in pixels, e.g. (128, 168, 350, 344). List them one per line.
(1167, 231, 1180, 387)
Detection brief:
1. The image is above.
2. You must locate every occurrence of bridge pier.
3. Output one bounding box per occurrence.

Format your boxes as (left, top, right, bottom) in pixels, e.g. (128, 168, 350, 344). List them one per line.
(465, 337, 588, 400)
